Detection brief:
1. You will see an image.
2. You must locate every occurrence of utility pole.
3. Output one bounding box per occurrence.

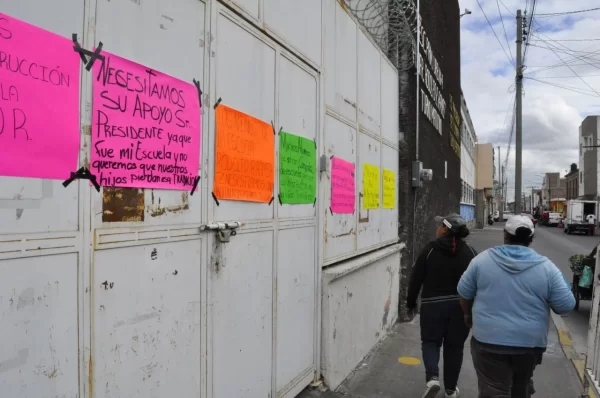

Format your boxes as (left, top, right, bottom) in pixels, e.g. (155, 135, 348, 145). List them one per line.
(498, 146, 503, 221)
(515, 9, 524, 214)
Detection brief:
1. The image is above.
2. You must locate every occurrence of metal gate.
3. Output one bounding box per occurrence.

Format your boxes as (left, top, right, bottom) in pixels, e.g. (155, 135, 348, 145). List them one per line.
(0, 0, 321, 397)
(585, 244, 600, 396)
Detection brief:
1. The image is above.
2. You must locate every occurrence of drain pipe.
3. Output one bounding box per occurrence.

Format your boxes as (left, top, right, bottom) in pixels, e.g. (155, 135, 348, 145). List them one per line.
(415, 0, 420, 162)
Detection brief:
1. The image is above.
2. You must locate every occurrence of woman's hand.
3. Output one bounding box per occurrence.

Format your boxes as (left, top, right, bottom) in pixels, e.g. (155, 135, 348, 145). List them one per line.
(464, 314, 473, 328)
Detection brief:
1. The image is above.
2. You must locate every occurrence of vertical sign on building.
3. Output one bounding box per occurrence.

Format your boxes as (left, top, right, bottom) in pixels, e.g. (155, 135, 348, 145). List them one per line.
(418, 23, 446, 135)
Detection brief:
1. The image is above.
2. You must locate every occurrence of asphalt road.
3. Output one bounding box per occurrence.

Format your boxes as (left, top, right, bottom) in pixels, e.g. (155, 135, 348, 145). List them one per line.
(468, 222, 599, 357)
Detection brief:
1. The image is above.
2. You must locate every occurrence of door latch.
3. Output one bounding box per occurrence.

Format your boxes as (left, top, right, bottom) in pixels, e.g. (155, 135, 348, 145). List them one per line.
(200, 221, 241, 243)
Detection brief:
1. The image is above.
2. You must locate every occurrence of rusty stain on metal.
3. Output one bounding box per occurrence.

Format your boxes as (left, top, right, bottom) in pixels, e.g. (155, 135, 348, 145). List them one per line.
(332, 228, 355, 239)
(148, 191, 189, 217)
(343, 98, 357, 108)
(88, 353, 93, 396)
(102, 188, 145, 222)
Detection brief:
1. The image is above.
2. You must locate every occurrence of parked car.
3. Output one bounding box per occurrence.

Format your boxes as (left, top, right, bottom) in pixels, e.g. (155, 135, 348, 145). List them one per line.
(547, 212, 562, 226)
(521, 213, 537, 227)
(502, 212, 513, 221)
(493, 211, 500, 222)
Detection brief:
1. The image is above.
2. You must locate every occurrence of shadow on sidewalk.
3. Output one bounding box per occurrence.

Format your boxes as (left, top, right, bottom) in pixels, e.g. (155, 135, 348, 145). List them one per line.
(299, 312, 582, 398)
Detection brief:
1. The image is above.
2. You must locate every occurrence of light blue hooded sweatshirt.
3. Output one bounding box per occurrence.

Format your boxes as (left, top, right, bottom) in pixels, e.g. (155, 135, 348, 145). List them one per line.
(458, 245, 575, 348)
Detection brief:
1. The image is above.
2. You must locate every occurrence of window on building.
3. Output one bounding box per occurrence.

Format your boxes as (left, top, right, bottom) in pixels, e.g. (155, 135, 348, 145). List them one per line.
(580, 171, 583, 183)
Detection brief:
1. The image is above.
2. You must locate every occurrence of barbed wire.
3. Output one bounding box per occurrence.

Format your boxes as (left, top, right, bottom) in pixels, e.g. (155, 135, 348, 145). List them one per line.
(342, 0, 417, 71)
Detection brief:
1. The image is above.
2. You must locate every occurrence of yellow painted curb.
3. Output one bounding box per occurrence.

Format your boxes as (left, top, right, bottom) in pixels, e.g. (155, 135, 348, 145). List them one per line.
(558, 328, 573, 348)
(552, 314, 598, 397)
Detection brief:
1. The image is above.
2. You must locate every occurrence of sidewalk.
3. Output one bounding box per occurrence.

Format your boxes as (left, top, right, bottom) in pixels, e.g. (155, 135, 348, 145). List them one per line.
(299, 315, 582, 398)
(299, 227, 584, 398)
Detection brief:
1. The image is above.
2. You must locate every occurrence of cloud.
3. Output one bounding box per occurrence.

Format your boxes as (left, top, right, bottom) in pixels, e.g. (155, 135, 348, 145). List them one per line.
(459, 0, 600, 201)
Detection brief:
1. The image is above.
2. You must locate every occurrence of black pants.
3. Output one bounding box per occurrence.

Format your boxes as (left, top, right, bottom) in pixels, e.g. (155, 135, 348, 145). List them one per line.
(471, 338, 544, 398)
(420, 299, 470, 391)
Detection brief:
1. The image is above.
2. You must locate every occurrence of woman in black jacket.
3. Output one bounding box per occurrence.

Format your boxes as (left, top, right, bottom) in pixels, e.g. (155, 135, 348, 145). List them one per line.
(407, 213, 477, 398)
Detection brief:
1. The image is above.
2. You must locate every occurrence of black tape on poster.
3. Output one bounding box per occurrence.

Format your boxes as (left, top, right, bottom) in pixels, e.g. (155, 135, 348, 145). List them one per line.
(192, 79, 203, 108)
(72, 34, 104, 71)
(190, 176, 201, 195)
(62, 167, 100, 192)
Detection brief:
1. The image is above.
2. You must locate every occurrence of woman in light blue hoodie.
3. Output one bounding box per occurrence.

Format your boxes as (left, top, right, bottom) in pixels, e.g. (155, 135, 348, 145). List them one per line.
(458, 215, 575, 398)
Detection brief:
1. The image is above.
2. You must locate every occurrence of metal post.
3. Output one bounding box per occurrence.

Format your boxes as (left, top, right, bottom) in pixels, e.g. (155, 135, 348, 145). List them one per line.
(415, 0, 420, 161)
(515, 10, 523, 214)
(499, 146, 503, 221)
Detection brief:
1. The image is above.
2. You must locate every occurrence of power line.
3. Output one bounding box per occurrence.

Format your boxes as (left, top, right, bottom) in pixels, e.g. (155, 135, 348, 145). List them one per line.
(522, 0, 538, 64)
(474, 0, 515, 66)
(527, 43, 600, 64)
(524, 76, 600, 97)
(498, 0, 515, 16)
(534, 74, 600, 79)
(530, 38, 600, 42)
(536, 7, 600, 17)
(528, 27, 600, 76)
(496, 0, 515, 66)
(524, 38, 600, 75)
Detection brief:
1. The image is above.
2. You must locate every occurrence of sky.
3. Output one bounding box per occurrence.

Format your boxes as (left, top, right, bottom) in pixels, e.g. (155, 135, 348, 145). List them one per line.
(459, 0, 600, 201)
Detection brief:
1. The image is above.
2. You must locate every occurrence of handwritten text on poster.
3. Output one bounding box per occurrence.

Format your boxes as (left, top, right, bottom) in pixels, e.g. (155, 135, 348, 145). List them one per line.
(214, 105, 274, 203)
(91, 52, 201, 190)
(331, 157, 355, 214)
(363, 163, 380, 209)
(0, 13, 80, 180)
(279, 132, 316, 204)
(383, 169, 395, 209)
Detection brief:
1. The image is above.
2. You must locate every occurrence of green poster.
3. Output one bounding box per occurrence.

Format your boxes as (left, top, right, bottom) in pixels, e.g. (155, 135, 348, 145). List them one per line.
(279, 131, 316, 204)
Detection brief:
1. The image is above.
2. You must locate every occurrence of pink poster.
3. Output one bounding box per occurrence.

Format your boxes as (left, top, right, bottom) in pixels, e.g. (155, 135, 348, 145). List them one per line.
(0, 13, 80, 179)
(91, 51, 201, 190)
(331, 156, 355, 214)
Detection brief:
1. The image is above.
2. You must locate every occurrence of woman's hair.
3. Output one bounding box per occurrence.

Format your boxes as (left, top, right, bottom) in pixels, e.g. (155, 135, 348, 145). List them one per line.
(448, 225, 470, 239)
(506, 226, 534, 246)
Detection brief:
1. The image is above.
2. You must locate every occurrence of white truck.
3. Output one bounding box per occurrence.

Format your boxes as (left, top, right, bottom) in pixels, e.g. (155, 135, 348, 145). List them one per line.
(564, 200, 598, 235)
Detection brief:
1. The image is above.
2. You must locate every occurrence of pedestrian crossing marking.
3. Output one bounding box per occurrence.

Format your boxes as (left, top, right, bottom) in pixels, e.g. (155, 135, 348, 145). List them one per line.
(398, 356, 421, 365)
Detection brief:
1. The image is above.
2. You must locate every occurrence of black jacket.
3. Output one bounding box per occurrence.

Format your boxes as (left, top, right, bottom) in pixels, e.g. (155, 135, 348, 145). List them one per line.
(406, 236, 478, 308)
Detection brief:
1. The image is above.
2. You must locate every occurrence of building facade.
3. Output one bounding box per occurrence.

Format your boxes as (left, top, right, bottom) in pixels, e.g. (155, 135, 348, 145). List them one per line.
(460, 93, 477, 229)
(580, 116, 600, 199)
(397, 0, 462, 319)
(541, 172, 566, 210)
(475, 143, 495, 228)
(565, 163, 579, 200)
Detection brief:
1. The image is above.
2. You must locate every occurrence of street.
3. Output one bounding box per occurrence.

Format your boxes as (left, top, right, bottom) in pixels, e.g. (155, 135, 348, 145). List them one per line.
(473, 222, 599, 357)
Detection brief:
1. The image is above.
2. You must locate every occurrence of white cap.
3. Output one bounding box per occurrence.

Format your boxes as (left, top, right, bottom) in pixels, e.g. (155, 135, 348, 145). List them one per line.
(505, 215, 534, 236)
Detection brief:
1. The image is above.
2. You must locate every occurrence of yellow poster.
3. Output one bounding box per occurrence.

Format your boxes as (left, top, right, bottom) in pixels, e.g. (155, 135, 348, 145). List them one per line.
(383, 169, 395, 209)
(363, 164, 380, 209)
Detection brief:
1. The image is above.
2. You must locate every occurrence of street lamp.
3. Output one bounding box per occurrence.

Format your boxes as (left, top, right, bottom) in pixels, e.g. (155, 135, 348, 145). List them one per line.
(460, 8, 472, 18)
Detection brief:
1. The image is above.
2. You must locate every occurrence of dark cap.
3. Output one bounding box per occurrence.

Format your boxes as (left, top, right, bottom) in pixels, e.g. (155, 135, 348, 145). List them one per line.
(434, 213, 467, 233)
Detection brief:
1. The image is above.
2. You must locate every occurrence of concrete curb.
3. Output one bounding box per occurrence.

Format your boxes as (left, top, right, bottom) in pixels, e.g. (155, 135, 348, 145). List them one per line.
(551, 311, 597, 398)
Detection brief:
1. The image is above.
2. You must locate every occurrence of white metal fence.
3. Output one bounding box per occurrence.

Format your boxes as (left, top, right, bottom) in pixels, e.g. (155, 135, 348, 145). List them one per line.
(585, 244, 600, 395)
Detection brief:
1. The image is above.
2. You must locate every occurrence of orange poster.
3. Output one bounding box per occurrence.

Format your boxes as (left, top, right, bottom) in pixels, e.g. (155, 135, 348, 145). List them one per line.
(214, 105, 275, 203)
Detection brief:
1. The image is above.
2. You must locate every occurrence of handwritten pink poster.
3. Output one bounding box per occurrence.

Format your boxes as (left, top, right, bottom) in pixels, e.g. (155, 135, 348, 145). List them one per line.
(331, 156, 355, 214)
(91, 51, 201, 190)
(0, 13, 80, 179)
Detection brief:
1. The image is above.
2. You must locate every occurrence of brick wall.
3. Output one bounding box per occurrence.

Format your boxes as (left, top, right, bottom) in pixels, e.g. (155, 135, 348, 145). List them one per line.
(398, 0, 461, 320)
